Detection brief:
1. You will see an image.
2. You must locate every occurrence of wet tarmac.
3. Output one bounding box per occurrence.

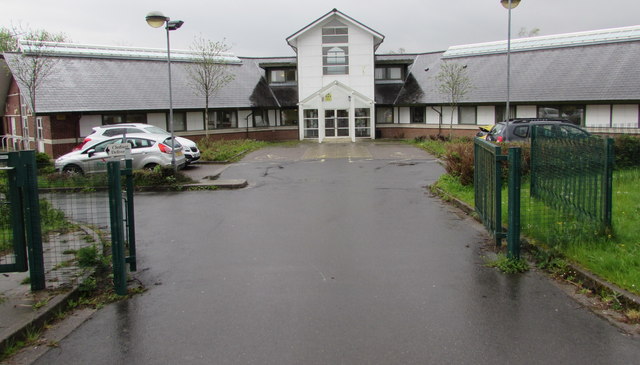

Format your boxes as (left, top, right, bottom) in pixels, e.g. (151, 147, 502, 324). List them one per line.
(33, 143, 640, 364)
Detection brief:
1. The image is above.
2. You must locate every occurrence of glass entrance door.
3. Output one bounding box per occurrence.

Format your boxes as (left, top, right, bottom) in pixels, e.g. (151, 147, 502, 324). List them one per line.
(325, 109, 349, 137)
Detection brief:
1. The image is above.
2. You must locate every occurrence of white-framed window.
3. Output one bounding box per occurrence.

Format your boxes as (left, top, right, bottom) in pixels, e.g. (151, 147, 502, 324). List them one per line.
(355, 108, 371, 137)
(303, 109, 319, 138)
(269, 69, 296, 84)
(322, 21, 348, 43)
(375, 66, 403, 81)
(36, 117, 43, 140)
(376, 107, 394, 124)
(323, 46, 349, 75)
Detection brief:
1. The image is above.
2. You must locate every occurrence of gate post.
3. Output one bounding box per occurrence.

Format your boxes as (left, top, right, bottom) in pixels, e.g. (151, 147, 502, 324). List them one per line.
(107, 161, 127, 295)
(601, 138, 614, 233)
(507, 147, 522, 259)
(20, 151, 46, 290)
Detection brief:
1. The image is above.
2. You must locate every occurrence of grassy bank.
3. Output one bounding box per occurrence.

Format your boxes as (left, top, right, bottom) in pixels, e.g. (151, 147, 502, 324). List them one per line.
(418, 138, 640, 295)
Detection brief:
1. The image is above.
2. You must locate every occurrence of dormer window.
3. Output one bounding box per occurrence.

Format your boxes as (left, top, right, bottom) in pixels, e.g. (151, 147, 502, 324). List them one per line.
(375, 66, 404, 81)
(269, 69, 297, 84)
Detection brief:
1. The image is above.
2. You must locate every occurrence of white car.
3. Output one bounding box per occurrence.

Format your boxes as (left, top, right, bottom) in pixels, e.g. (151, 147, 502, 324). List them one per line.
(57, 134, 186, 174)
(77, 123, 200, 164)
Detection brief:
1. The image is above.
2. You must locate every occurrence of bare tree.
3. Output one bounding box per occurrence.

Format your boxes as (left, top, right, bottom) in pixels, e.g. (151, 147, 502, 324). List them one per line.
(5, 28, 67, 149)
(435, 62, 473, 138)
(518, 27, 540, 38)
(186, 36, 235, 136)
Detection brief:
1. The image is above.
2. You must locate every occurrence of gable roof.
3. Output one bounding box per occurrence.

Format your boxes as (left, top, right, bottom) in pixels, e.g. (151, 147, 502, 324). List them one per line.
(286, 8, 384, 51)
(2, 53, 286, 113)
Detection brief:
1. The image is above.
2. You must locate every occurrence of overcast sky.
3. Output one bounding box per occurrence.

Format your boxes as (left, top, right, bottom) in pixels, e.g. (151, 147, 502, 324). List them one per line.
(3, 0, 640, 57)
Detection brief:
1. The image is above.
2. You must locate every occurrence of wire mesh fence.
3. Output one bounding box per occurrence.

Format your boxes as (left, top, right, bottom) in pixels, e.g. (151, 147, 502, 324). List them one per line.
(517, 129, 614, 248)
(36, 161, 112, 289)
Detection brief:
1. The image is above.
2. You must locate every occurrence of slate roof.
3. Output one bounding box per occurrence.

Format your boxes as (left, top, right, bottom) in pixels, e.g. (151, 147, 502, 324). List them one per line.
(2, 53, 285, 113)
(4, 34, 640, 114)
(404, 40, 640, 105)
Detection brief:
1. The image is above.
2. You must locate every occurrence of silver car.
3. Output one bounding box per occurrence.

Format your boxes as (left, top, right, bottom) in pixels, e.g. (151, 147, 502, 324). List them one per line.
(56, 134, 186, 174)
(78, 123, 201, 165)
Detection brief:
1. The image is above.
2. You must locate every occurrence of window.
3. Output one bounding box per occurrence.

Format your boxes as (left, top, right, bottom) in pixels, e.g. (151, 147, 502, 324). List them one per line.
(281, 109, 298, 126)
(269, 69, 296, 84)
(458, 106, 477, 125)
(125, 138, 154, 149)
(103, 113, 147, 125)
(495, 105, 516, 123)
(208, 110, 237, 129)
(375, 66, 403, 81)
(36, 117, 43, 140)
(323, 46, 349, 75)
(538, 105, 585, 125)
(252, 109, 269, 127)
(410, 107, 425, 123)
(303, 109, 319, 138)
(355, 108, 371, 137)
(169, 112, 186, 132)
(376, 107, 394, 124)
(322, 21, 348, 43)
(513, 125, 529, 138)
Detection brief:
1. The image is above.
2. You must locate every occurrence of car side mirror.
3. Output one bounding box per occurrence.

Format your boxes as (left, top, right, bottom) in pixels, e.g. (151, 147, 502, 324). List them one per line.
(87, 149, 96, 157)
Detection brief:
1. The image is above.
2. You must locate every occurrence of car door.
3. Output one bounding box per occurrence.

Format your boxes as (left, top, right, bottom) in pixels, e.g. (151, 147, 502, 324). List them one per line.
(83, 138, 123, 173)
(124, 137, 157, 169)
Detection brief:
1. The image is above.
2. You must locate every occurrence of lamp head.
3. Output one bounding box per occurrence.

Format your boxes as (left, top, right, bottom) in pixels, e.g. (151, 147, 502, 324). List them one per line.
(167, 20, 184, 31)
(146, 11, 168, 28)
(500, 0, 521, 9)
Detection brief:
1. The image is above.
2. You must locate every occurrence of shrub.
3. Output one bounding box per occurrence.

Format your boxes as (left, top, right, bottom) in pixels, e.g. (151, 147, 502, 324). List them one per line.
(614, 135, 640, 169)
(443, 141, 475, 185)
(36, 152, 55, 174)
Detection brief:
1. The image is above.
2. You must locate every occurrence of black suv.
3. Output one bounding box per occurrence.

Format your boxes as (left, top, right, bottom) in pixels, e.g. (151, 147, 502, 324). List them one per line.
(485, 118, 590, 142)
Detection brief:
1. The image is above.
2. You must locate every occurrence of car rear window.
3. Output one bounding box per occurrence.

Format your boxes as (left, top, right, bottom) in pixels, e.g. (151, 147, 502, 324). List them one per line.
(513, 125, 529, 138)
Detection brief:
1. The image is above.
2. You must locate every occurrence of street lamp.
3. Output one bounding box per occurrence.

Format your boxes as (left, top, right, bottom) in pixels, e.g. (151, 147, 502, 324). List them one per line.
(501, 0, 520, 141)
(145, 11, 184, 172)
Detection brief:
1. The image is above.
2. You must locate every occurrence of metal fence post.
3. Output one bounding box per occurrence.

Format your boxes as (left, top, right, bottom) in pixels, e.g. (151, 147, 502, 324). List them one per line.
(20, 151, 46, 290)
(507, 147, 522, 259)
(602, 138, 614, 233)
(124, 159, 136, 272)
(107, 161, 127, 295)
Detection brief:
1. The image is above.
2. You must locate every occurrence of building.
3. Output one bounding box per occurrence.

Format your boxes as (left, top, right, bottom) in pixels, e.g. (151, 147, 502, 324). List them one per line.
(2, 9, 640, 157)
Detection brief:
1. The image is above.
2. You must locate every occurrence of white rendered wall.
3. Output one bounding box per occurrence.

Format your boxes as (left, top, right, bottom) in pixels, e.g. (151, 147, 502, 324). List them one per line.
(147, 113, 166, 129)
(296, 17, 375, 103)
(79, 115, 101, 137)
(398, 107, 410, 124)
(238, 110, 252, 128)
(585, 105, 611, 127)
(441, 107, 458, 125)
(426, 107, 443, 124)
(187, 112, 203, 131)
(612, 104, 639, 127)
(477, 106, 494, 124)
(517, 105, 536, 118)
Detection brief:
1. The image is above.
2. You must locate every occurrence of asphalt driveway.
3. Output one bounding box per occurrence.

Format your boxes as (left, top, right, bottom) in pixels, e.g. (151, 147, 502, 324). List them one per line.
(34, 142, 640, 364)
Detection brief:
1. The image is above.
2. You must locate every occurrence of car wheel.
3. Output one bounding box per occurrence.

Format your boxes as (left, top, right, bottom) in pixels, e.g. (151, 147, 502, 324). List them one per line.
(62, 164, 83, 174)
(144, 163, 159, 170)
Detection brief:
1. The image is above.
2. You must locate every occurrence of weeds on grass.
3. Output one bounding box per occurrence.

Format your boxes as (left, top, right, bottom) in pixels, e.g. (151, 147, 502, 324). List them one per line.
(485, 254, 530, 274)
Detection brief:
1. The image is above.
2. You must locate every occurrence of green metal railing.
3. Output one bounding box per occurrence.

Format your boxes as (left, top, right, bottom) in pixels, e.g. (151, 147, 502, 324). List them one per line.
(474, 138, 522, 258)
(530, 126, 614, 233)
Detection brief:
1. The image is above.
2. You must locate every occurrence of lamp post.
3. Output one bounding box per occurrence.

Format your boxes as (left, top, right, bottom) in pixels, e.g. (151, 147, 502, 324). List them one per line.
(501, 0, 520, 141)
(146, 11, 184, 172)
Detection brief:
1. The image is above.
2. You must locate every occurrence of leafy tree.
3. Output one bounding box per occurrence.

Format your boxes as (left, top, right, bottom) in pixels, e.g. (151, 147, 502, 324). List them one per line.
(186, 36, 235, 136)
(436, 62, 473, 138)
